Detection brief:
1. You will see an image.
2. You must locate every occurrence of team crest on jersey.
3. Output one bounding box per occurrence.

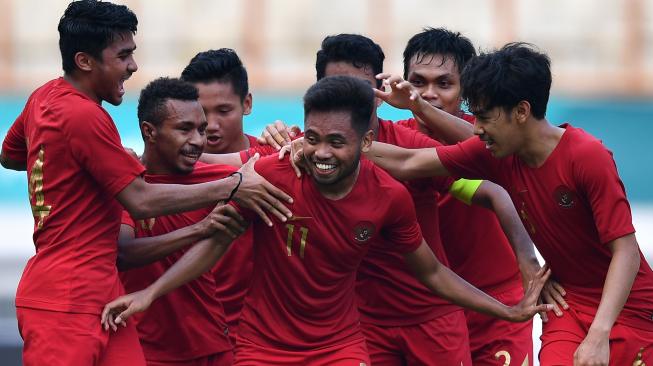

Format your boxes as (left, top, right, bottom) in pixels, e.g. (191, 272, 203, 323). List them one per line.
(553, 185, 576, 209)
(353, 221, 375, 243)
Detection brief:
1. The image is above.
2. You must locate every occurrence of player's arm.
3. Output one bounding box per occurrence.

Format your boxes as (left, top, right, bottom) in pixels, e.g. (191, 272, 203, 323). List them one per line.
(573, 233, 640, 365)
(117, 204, 247, 271)
(101, 206, 247, 331)
(0, 151, 26, 171)
(199, 151, 244, 167)
(374, 73, 473, 144)
(363, 141, 449, 180)
(403, 241, 553, 322)
(117, 154, 292, 226)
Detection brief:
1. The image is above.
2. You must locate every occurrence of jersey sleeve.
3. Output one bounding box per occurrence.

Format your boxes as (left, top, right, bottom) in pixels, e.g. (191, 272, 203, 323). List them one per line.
(64, 105, 145, 197)
(574, 142, 635, 244)
(436, 137, 498, 180)
(2, 105, 28, 163)
(239, 144, 279, 163)
(121, 210, 136, 227)
(381, 183, 424, 253)
(448, 179, 483, 205)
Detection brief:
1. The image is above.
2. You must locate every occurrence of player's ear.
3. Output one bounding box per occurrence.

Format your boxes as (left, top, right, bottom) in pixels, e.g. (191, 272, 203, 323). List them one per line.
(242, 93, 253, 115)
(514, 100, 531, 124)
(360, 129, 374, 152)
(141, 121, 157, 143)
(74, 52, 95, 72)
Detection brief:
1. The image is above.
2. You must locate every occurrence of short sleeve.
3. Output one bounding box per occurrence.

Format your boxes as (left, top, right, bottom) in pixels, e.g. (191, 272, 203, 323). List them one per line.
(2, 107, 28, 163)
(121, 210, 136, 227)
(239, 144, 278, 164)
(574, 142, 635, 244)
(436, 137, 498, 180)
(381, 183, 423, 253)
(64, 106, 144, 197)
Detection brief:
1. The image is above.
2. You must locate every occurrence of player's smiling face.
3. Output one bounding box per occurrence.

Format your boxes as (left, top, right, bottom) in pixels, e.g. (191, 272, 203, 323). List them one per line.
(151, 99, 207, 175)
(472, 105, 521, 158)
(195, 81, 252, 153)
(303, 110, 369, 194)
(407, 54, 462, 116)
(92, 32, 138, 106)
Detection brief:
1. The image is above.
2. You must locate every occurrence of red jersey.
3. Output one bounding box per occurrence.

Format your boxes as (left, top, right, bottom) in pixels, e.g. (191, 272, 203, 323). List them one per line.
(212, 134, 260, 331)
(2, 78, 144, 314)
(119, 162, 234, 361)
(398, 117, 521, 292)
(237, 155, 423, 350)
(356, 119, 459, 326)
(437, 124, 653, 330)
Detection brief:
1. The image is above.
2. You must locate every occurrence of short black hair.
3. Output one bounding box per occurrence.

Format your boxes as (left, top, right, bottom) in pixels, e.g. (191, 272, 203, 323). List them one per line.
(316, 34, 385, 88)
(58, 0, 138, 74)
(303, 76, 375, 137)
(137, 77, 199, 128)
(181, 49, 249, 101)
(403, 27, 476, 79)
(461, 43, 551, 119)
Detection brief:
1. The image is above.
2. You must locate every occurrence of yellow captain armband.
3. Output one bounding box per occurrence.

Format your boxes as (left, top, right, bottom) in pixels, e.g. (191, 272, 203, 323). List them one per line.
(448, 178, 483, 205)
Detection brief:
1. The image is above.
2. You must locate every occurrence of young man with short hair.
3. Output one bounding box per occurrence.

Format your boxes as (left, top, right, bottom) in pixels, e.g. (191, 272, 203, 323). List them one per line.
(368, 43, 653, 365)
(0, 1, 291, 364)
(101, 75, 551, 366)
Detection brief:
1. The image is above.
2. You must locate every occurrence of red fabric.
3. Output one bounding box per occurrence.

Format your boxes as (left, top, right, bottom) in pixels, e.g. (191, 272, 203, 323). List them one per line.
(120, 162, 235, 361)
(540, 306, 653, 365)
(17, 307, 146, 366)
(237, 155, 423, 350)
(146, 351, 234, 366)
(356, 119, 460, 326)
(465, 285, 533, 366)
(3, 78, 145, 315)
(212, 134, 260, 342)
(361, 310, 472, 366)
(397, 116, 522, 292)
(437, 124, 653, 330)
(235, 336, 370, 366)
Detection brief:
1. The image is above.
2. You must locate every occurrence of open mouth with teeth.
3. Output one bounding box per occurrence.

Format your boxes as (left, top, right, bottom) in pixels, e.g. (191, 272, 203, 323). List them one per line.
(206, 135, 221, 145)
(314, 162, 337, 173)
(181, 151, 201, 162)
(484, 138, 495, 149)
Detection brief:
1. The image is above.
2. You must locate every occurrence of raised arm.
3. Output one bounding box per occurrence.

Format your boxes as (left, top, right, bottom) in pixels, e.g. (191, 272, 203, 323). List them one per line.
(199, 151, 244, 167)
(117, 204, 247, 271)
(374, 73, 473, 144)
(404, 240, 552, 322)
(363, 142, 449, 181)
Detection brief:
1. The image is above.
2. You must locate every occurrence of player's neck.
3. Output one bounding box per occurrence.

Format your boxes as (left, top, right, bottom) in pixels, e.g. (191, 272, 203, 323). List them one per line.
(516, 118, 565, 168)
(314, 163, 361, 200)
(218, 134, 250, 154)
(141, 150, 192, 176)
(63, 73, 100, 104)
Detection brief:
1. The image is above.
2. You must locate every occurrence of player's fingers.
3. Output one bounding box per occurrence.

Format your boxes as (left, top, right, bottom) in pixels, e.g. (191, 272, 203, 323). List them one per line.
(289, 125, 301, 138)
(386, 75, 403, 86)
(541, 291, 563, 317)
(552, 281, 567, 297)
(538, 297, 549, 323)
(278, 145, 292, 160)
(264, 181, 294, 206)
(546, 283, 569, 310)
(250, 203, 273, 227)
(274, 120, 292, 144)
(258, 191, 291, 222)
(373, 88, 390, 100)
(534, 303, 554, 315)
(262, 128, 281, 150)
(376, 72, 391, 80)
(266, 125, 287, 148)
(114, 305, 138, 325)
(221, 205, 247, 227)
(395, 81, 412, 90)
(292, 151, 303, 178)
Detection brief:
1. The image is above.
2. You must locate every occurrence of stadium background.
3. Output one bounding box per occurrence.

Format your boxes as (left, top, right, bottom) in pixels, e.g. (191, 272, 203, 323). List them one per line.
(0, 1, 651, 365)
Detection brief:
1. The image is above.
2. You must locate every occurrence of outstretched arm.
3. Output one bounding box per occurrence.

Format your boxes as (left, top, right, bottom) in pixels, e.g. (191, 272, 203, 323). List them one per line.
(199, 151, 244, 167)
(375, 73, 473, 144)
(363, 142, 449, 181)
(404, 241, 552, 322)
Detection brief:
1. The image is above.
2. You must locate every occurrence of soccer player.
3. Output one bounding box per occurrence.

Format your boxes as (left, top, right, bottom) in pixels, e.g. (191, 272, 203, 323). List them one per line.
(259, 33, 542, 365)
(366, 43, 653, 365)
(0, 1, 291, 365)
(181, 48, 261, 344)
(101, 75, 551, 365)
(118, 77, 248, 365)
(395, 27, 535, 365)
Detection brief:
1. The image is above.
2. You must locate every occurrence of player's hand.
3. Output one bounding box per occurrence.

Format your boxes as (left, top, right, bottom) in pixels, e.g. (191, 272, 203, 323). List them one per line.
(197, 204, 247, 239)
(235, 153, 293, 226)
(257, 120, 301, 150)
(101, 289, 154, 331)
(573, 331, 609, 366)
(374, 73, 422, 112)
(123, 146, 140, 160)
(505, 265, 554, 322)
(278, 137, 307, 178)
(539, 278, 568, 322)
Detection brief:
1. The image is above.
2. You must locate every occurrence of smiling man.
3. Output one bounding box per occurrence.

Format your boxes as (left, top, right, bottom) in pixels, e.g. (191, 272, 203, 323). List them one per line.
(366, 43, 653, 366)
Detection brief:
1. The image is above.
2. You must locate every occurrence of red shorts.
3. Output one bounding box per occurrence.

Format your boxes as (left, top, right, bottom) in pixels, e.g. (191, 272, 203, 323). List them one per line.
(17, 307, 146, 366)
(234, 336, 369, 365)
(465, 285, 533, 366)
(146, 350, 234, 366)
(361, 310, 472, 365)
(540, 306, 653, 365)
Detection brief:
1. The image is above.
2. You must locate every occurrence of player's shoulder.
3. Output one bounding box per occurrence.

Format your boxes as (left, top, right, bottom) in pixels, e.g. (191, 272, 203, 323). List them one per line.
(362, 158, 409, 193)
(191, 161, 238, 180)
(254, 154, 295, 182)
(563, 124, 612, 159)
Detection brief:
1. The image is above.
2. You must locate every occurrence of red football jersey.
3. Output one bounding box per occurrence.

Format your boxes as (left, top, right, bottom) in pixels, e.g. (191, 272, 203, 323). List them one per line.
(2, 78, 144, 314)
(211, 133, 260, 332)
(437, 124, 653, 330)
(237, 155, 423, 349)
(355, 119, 460, 326)
(397, 117, 521, 292)
(120, 162, 234, 361)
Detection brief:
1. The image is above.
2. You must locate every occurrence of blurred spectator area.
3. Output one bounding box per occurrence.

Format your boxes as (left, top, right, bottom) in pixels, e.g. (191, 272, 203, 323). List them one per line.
(0, 0, 652, 96)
